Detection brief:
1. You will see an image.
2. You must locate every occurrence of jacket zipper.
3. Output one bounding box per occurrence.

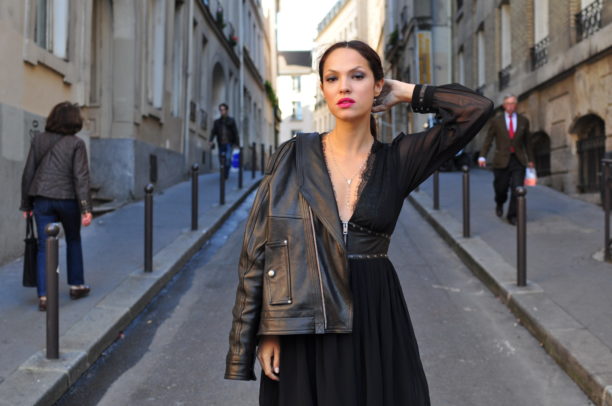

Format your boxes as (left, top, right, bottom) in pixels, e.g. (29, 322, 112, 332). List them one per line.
(342, 221, 348, 246)
(308, 205, 328, 330)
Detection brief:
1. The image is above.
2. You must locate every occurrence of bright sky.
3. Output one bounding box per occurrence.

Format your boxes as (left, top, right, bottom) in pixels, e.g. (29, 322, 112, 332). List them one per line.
(277, 0, 335, 51)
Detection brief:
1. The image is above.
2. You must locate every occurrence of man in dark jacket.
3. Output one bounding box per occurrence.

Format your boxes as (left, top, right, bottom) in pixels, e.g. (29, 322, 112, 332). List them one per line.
(478, 95, 534, 225)
(209, 103, 239, 179)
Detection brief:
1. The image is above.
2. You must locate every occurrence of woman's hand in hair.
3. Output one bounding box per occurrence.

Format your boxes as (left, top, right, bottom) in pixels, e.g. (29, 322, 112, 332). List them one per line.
(257, 335, 281, 381)
(371, 79, 415, 113)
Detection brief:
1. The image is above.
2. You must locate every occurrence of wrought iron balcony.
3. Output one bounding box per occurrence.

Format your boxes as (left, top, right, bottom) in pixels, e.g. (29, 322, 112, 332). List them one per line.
(575, 0, 603, 41)
(498, 65, 511, 90)
(531, 36, 550, 70)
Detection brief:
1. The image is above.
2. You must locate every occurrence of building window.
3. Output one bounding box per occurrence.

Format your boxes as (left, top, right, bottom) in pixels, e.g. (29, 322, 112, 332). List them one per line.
(500, 4, 511, 69)
(149, 0, 166, 109)
(172, 1, 184, 116)
(34, 0, 69, 59)
(292, 76, 301, 92)
(476, 29, 485, 88)
(292, 101, 303, 120)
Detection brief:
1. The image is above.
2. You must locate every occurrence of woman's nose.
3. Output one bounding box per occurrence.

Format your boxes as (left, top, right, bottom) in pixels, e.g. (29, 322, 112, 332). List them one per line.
(339, 77, 350, 93)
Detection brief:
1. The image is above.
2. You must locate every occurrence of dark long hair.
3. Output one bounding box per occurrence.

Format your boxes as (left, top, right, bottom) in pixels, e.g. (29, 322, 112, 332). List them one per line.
(318, 40, 384, 139)
(45, 102, 83, 135)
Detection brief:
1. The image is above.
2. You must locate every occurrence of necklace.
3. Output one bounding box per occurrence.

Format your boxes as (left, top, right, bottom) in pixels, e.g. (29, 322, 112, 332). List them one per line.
(325, 131, 373, 219)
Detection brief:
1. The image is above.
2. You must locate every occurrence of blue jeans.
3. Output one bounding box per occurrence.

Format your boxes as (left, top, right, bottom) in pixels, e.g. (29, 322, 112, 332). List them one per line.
(33, 197, 85, 297)
(218, 143, 233, 179)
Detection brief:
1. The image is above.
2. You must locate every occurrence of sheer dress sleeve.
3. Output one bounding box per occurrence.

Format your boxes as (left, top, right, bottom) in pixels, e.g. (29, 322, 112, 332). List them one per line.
(392, 83, 494, 198)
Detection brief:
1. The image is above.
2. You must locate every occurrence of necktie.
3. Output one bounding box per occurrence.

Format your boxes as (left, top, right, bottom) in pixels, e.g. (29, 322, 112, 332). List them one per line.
(508, 114, 515, 153)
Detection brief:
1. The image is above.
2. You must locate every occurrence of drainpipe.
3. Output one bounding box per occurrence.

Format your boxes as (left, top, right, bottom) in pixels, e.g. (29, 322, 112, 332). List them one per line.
(183, 0, 194, 172)
(239, 0, 244, 147)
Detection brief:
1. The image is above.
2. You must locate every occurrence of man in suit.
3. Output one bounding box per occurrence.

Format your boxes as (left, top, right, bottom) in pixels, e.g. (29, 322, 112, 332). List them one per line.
(478, 95, 534, 225)
(209, 103, 239, 179)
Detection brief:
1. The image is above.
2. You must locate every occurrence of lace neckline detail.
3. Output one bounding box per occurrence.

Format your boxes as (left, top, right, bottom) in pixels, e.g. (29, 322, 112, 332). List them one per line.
(320, 132, 377, 223)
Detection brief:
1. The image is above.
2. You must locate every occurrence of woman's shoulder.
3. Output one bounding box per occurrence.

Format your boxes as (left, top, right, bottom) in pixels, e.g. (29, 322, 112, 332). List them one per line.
(264, 136, 297, 174)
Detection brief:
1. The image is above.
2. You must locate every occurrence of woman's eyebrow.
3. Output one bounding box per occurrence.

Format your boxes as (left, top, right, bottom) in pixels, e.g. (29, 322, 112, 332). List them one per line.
(325, 66, 365, 74)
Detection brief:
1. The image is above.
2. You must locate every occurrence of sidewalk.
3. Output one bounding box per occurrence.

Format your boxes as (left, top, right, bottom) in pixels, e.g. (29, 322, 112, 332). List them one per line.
(0, 169, 262, 406)
(408, 169, 612, 406)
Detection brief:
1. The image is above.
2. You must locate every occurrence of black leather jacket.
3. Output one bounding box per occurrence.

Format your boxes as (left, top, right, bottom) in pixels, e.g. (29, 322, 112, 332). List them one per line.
(225, 84, 494, 381)
(20, 132, 91, 213)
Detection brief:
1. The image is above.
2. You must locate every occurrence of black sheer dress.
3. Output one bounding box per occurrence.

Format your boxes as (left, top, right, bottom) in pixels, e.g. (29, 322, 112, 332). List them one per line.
(259, 84, 493, 406)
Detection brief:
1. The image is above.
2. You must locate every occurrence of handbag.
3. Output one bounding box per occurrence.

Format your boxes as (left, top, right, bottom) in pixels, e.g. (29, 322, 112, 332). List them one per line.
(22, 216, 38, 287)
(525, 167, 537, 187)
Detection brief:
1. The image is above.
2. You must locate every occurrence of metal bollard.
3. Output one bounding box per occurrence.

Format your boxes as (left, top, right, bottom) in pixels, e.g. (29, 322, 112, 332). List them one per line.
(462, 165, 470, 238)
(260, 143, 265, 175)
(252, 142, 256, 179)
(220, 154, 226, 205)
(191, 163, 199, 231)
(433, 170, 440, 210)
(603, 159, 612, 262)
(144, 184, 154, 272)
(45, 223, 60, 359)
(516, 187, 527, 286)
(238, 146, 243, 189)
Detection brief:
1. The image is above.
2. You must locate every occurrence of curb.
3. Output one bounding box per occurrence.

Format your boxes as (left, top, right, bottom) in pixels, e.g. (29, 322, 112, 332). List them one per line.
(0, 179, 261, 406)
(407, 191, 612, 406)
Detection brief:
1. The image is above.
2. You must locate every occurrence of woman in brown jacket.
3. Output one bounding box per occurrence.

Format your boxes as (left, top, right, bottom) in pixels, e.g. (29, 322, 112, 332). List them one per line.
(20, 102, 93, 311)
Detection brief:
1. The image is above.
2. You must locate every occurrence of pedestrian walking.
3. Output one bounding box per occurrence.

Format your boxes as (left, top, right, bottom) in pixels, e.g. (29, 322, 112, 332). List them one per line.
(225, 40, 493, 405)
(209, 103, 239, 179)
(20, 102, 93, 311)
(478, 95, 534, 225)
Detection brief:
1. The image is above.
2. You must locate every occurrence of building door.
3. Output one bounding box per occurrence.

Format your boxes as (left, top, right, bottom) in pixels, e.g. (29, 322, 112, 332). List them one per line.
(574, 114, 605, 193)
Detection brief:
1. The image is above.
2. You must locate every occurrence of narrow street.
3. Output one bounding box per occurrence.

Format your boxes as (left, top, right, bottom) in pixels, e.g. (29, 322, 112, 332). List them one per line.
(56, 195, 591, 406)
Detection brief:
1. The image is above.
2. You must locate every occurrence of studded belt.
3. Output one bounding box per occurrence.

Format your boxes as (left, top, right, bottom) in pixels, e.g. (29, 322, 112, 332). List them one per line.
(347, 253, 388, 259)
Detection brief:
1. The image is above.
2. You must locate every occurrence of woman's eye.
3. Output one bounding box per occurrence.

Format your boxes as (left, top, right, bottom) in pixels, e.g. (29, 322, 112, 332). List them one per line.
(353, 74, 364, 79)
(326, 77, 337, 82)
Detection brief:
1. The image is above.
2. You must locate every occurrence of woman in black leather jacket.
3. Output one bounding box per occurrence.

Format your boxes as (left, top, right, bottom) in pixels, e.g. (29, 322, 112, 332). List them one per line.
(20, 102, 93, 311)
(226, 40, 494, 405)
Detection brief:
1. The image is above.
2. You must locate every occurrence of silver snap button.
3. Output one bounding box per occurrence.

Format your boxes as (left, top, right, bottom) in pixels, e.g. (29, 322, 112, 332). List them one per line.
(283, 239, 288, 244)
(267, 269, 276, 277)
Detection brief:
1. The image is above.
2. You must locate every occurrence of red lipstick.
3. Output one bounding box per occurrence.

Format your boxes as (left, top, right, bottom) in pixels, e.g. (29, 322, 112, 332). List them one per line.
(337, 98, 355, 108)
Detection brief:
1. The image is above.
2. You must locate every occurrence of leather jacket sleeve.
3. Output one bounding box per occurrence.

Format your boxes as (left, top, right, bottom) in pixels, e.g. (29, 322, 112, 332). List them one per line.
(225, 174, 270, 381)
(394, 83, 494, 197)
(73, 139, 92, 213)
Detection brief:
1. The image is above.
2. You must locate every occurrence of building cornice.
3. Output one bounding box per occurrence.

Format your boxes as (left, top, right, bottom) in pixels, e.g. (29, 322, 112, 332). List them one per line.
(243, 46, 265, 90)
(198, 1, 240, 67)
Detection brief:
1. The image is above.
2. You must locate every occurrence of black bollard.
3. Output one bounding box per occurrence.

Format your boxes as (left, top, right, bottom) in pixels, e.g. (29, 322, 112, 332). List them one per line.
(238, 146, 244, 189)
(191, 163, 199, 231)
(462, 165, 470, 238)
(260, 143, 265, 175)
(144, 184, 154, 272)
(220, 154, 226, 205)
(45, 223, 60, 359)
(603, 160, 612, 262)
(516, 187, 527, 286)
(433, 170, 440, 210)
(252, 142, 256, 179)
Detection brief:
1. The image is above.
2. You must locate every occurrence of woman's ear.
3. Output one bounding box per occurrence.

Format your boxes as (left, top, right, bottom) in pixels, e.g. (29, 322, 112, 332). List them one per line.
(374, 78, 384, 97)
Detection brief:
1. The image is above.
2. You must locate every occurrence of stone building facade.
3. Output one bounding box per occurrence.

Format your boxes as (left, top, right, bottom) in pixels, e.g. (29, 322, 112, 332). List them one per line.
(0, 0, 279, 265)
(452, 0, 611, 200)
(277, 51, 316, 144)
(383, 0, 453, 140)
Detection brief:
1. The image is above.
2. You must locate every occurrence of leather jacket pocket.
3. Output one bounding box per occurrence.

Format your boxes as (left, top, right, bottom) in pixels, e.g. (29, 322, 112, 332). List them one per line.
(264, 240, 292, 305)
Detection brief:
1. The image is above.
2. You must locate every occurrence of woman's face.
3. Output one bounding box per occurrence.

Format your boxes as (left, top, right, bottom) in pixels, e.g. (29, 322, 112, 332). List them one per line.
(320, 48, 383, 122)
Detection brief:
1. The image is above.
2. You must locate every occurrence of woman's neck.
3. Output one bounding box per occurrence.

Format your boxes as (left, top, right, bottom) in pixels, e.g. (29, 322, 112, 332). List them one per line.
(329, 116, 373, 155)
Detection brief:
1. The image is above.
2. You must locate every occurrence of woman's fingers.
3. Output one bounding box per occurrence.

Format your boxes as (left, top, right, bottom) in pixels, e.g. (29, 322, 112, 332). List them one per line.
(257, 336, 280, 381)
(273, 342, 280, 375)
